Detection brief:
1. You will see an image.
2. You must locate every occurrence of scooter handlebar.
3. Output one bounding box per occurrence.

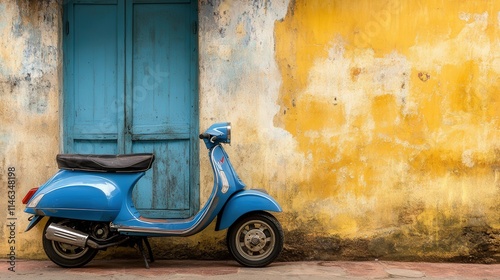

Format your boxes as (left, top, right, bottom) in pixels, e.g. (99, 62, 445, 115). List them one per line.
(199, 133, 210, 139)
(199, 133, 217, 143)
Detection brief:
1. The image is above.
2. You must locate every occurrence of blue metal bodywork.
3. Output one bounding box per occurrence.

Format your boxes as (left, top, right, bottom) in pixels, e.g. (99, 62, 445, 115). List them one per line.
(216, 190, 282, 230)
(24, 122, 282, 237)
(25, 170, 143, 221)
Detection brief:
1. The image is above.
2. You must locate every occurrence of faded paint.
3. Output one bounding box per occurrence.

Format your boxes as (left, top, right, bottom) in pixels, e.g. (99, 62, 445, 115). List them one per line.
(273, 0, 500, 260)
(201, 0, 500, 261)
(0, 0, 62, 257)
(1, 0, 500, 263)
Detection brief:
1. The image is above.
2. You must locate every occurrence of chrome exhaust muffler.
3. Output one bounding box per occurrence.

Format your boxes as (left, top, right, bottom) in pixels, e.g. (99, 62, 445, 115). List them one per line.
(45, 223, 129, 249)
(45, 223, 90, 248)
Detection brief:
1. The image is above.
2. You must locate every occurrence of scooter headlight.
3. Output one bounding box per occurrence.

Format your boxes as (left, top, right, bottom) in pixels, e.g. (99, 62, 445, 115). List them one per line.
(218, 123, 231, 144)
(203, 122, 231, 144)
(226, 123, 231, 144)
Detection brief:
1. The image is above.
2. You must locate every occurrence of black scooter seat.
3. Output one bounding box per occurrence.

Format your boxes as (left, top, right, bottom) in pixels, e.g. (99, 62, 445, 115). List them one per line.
(56, 153, 155, 173)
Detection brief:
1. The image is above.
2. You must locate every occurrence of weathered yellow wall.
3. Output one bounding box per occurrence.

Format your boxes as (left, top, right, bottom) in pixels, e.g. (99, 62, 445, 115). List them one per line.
(1, 0, 499, 263)
(271, 0, 500, 261)
(201, 0, 500, 261)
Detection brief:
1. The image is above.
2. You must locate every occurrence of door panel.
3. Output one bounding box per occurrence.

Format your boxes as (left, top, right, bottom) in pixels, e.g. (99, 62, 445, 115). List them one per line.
(132, 140, 190, 217)
(128, 2, 195, 218)
(74, 140, 118, 154)
(65, 3, 123, 154)
(132, 4, 192, 131)
(63, 0, 198, 218)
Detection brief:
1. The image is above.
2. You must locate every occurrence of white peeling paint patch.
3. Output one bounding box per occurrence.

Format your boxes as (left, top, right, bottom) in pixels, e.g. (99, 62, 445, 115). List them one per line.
(302, 40, 412, 136)
(410, 12, 491, 70)
(0, 132, 11, 155)
(459, 12, 471, 22)
(462, 150, 475, 168)
(199, 0, 307, 197)
(0, 2, 14, 76)
(458, 11, 488, 24)
(199, 0, 291, 129)
(0, 3, 6, 32)
(200, 0, 290, 98)
(199, 0, 290, 108)
(0, 2, 59, 80)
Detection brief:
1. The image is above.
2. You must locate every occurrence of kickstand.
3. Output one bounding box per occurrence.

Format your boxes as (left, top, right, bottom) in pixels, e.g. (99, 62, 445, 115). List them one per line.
(143, 237, 155, 263)
(137, 237, 154, 269)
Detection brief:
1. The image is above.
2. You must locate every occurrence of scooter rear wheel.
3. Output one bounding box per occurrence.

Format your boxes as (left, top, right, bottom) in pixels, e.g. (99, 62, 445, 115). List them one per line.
(227, 212, 283, 267)
(42, 218, 98, 268)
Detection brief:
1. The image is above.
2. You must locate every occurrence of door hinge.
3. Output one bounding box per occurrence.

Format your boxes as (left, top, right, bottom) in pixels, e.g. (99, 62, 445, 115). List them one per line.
(192, 21, 197, 35)
(65, 21, 69, 35)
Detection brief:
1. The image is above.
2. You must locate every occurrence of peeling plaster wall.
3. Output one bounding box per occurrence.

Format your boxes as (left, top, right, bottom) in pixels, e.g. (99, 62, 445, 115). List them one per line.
(199, 0, 296, 202)
(272, 0, 500, 261)
(1, 0, 500, 263)
(0, 0, 62, 257)
(200, 0, 500, 262)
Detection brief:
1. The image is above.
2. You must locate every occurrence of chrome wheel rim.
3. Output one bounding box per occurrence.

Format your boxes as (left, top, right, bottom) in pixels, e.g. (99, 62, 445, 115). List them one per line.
(234, 219, 276, 261)
(50, 220, 89, 260)
(52, 241, 89, 260)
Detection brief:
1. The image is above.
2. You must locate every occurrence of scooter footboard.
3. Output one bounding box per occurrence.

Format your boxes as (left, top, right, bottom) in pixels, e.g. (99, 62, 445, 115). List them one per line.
(215, 189, 282, 231)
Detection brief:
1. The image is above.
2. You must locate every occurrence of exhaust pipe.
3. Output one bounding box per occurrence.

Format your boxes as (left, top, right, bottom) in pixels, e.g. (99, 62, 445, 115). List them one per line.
(45, 223, 129, 249)
(45, 223, 90, 248)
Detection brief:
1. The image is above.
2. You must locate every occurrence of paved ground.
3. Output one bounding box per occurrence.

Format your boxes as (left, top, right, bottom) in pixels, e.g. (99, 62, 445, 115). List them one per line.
(1, 259, 500, 279)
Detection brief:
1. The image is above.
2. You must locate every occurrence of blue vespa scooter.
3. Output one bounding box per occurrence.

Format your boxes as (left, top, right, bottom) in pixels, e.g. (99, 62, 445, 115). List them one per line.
(23, 122, 283, 268)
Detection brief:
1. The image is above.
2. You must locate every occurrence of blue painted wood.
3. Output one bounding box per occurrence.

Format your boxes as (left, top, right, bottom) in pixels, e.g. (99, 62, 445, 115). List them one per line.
(128, 1, 198, 218)
(63, 0, 198, 218)
(64, 3, 124, 154)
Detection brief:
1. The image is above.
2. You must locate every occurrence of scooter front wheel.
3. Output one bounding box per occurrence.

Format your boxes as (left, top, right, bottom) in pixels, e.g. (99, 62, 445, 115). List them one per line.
(227, 212, 283, 267)
(42, 218, 98, 268)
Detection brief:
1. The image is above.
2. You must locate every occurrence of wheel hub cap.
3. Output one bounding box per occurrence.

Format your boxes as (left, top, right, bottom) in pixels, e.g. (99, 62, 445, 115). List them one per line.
(244, 229, 267, 252)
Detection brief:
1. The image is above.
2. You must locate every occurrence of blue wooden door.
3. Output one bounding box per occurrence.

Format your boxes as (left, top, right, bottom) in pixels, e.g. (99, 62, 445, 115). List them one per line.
(63, 0, 199, 218)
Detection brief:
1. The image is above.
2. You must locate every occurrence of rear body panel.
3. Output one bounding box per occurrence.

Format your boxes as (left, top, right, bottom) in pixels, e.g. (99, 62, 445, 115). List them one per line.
(24, 170, 144, 221)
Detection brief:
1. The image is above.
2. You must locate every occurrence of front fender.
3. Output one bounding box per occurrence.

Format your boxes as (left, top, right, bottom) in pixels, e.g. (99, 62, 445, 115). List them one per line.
(216, 189, 282, 231)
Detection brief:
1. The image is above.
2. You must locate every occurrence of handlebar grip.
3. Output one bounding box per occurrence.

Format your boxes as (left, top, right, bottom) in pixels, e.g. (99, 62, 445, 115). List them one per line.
(199, 133, 210, 139)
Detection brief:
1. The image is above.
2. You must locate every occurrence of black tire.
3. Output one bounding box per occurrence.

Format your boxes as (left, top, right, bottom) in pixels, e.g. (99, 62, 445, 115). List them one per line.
(42, 218, 98, 268)
(227, 212, 284, 267)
